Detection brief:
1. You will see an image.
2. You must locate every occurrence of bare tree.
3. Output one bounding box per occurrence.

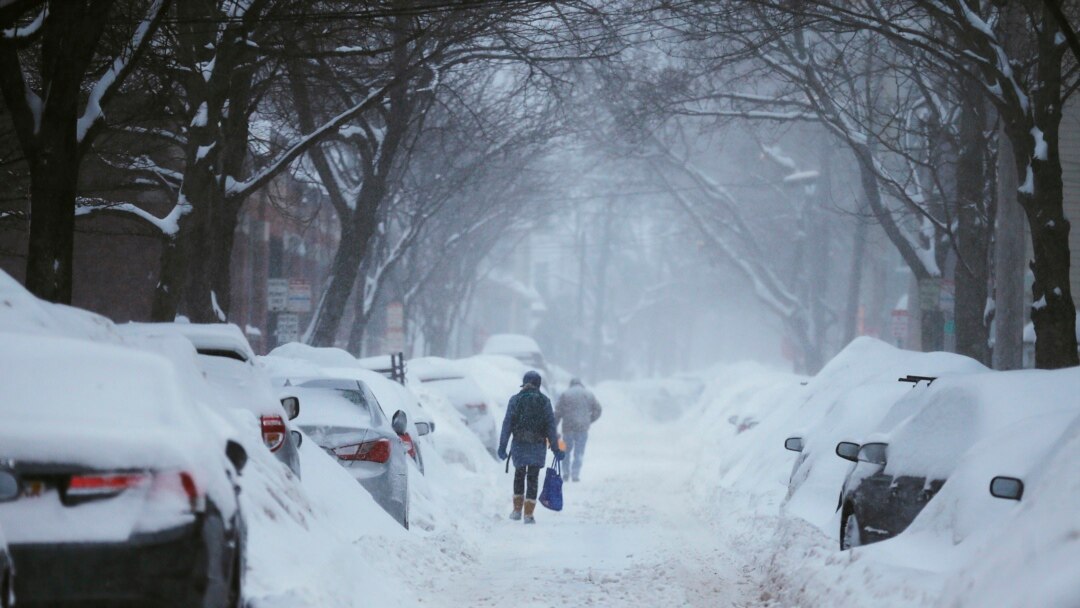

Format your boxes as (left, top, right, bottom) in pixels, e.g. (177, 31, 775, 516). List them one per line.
(0, 0, 169, 302)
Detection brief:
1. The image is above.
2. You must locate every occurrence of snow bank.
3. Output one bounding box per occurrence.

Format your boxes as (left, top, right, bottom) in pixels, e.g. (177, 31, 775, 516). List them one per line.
(0, 273, 485, 607)
(680, 337, 1080, 607)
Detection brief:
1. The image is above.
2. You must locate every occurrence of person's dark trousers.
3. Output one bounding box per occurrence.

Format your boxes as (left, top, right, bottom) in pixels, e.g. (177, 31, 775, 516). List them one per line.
(513, 465, 541, 499)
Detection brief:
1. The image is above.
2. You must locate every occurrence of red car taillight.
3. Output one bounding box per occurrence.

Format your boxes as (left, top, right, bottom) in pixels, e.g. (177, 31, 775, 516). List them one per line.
(465, 402, 487, 413)
(67, 471, 203, 512)
(261, 415, 287, 452)
(68, 473, 149, 497)
(399, 433, 417, 460)
(333, 438, 391, 463)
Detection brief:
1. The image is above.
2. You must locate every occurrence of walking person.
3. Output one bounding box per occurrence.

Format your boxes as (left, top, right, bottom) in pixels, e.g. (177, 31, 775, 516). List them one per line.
(554, 378, 601, 482)
(498, 370, 563, 524)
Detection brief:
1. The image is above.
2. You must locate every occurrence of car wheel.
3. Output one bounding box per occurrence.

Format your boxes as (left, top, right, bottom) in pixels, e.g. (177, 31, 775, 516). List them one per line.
(841, 511, 861, 550)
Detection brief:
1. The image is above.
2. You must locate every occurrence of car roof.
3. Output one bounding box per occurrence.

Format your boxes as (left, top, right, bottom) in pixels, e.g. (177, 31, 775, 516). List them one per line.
(481, 333, 542, 356)
(120, 322, 256, 362)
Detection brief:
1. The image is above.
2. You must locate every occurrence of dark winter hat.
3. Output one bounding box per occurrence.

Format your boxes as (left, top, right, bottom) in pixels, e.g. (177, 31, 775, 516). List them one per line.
(570, 378, 583, 387)
(521, 370, 542, 388)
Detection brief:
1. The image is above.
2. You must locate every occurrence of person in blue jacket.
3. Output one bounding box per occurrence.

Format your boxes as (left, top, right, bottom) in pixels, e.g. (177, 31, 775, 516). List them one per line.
(498, 370, 563, 524)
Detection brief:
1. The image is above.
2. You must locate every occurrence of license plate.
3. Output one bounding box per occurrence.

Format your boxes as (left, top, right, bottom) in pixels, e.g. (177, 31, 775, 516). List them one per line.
(23, 480, 45, 498)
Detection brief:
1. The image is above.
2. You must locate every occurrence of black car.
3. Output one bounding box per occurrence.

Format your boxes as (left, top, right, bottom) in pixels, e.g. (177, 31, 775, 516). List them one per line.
(834, 441, 944, 549)
(0, 333, 250, 607)
(0, 468, 16, 608)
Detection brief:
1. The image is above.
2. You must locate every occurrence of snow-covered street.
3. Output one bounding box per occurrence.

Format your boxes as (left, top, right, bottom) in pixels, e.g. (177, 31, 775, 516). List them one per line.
(422, 389, 758, 608)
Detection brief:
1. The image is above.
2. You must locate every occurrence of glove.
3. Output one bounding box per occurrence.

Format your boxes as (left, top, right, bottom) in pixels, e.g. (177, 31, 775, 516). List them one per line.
(498, 448, 508, 461)
(553, 449, 565, 461)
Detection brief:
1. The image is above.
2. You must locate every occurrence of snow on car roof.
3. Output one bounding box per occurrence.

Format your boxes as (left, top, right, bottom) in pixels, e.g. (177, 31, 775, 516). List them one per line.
(0, 332, 217, 470)
(0, 270, 123, 343)
(120, 322, 256, 362)
(481, 333, 543, 356)
(881, 367, 1080, 480)
(269, 342, 359, 368)
(408, 356, 466, 381)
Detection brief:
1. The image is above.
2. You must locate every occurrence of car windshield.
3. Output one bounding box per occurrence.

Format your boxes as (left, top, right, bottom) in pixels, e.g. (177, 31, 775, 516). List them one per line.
(298, 424, 377, 448)
(293, 381, 387, 428)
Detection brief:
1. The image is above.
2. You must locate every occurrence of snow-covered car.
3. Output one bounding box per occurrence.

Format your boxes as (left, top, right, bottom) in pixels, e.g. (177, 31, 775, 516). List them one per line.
(0, 333, 248, 607)
(289, 377, 412, 528)
(0, 468, 16, 608)
(481, 334, 549, 375)
(409, 357, 499, 455)
(121, 323, 303, 478)
(833, 368, 1080, 550)
(264, 344, 435, 472)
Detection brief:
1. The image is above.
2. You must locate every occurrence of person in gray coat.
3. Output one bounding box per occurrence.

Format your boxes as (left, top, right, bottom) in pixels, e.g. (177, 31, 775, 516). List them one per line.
(554, 378, 601, 482)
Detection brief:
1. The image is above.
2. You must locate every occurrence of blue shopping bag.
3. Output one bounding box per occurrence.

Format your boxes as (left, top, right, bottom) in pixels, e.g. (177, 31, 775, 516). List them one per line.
(539, 457, 563, 511)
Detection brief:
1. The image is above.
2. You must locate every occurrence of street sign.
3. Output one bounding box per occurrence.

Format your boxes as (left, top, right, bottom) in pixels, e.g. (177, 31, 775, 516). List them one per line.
(385, 301, 405, 353)
(267, 278, 289, 312)
(275, 313, 300, 343)
(287, 279, 312, 313)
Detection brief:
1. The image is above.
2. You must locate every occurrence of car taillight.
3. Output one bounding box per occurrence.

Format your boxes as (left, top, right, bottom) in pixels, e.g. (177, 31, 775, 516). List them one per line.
(66, 471, 204, 512)
(68, 473, 150, 498)
(150, 470, 205, 512)
(261, 415, 287, 452)
(333, 438, 391, 463)
(465, 402, 487, 413)
(399, 433, 417, 460)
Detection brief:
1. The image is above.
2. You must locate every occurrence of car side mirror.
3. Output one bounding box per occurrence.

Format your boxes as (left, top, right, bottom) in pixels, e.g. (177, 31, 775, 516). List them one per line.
(392, 410, 408, 435)
(836, 441, 860, 462)
(989, 476, 1024, 501)
(0, 469, 20, 502)
(290, 429, 304, 448)
(280, 396, 300, 420)
(784, 437, 804, 452)
(226, 440, 248, 474)
(415, 422, 432, 437)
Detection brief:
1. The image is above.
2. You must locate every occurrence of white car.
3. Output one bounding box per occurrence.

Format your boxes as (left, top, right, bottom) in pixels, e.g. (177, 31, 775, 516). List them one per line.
(264, 345, 434, 473)
(0, 333, 248, 606)
(121, 323, 303, 477)
(481, 334, 548, 375)
(409, 357, 499, 455)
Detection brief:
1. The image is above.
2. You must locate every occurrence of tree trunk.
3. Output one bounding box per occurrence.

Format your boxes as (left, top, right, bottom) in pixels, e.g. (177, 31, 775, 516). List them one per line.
(993, 128, 1026, 370)
(345, 269, 369, 354)
(589, 201, 615, 379)
(25, 148, 78, 303)
(1006, 18, 1079, 369)
(953, 85, 993, 365)
(844, 213, 868, 346)
(151, 235, 184, 321)
(0, 1, 111, 303)
(310, 222, 365, 347)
